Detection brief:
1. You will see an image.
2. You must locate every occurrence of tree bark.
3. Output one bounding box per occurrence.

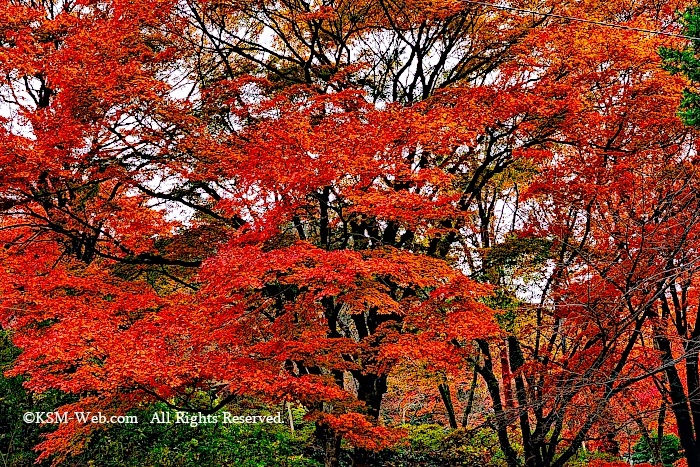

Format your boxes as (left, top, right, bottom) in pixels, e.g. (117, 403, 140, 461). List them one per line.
(316, 423, 342, 467)
(438, 383, 458, 429)
(656, 335, 700, 466)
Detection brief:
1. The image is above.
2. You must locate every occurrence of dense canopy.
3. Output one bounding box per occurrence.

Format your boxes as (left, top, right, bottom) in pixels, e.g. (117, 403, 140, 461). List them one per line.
(1, 0, 700, 466)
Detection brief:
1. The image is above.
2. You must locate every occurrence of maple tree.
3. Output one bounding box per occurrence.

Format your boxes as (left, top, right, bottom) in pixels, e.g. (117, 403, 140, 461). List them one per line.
(1, 0, 700, 466)
(422, 4, 700, 467)
(0, 0, 510, 465)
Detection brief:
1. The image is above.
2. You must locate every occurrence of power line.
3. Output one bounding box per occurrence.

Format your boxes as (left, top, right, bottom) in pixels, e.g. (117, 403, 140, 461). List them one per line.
(460, 0, 700, 41)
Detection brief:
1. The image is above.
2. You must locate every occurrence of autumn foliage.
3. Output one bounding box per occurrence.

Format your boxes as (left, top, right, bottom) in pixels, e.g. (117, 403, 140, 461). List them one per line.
(1, 0, 700, 466)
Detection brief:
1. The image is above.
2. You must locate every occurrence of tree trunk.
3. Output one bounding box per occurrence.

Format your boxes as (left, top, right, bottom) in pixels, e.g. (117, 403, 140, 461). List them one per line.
(438, 383, 458, 429)
(352, 448, 373, 467)
(349, 373, 388, 466)
(355, 373, 387, 420)
(461, 367, 479, 428)
(656, 335, 700, 466)
(476, 340, 519, 467)
(316, 423, 342, 467)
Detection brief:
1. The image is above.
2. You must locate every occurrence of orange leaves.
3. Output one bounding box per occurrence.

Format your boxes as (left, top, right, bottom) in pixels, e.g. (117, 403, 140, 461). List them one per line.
(32, 396, 129, 464)
(344, 189, 462, 227)
(316, 412, 407, 451)
(201, 240, 495, 324)
(5, 0, 696, 463)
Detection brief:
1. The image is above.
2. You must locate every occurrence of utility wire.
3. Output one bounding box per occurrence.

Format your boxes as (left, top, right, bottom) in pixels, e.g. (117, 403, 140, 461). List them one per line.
(460, 0, 700, 41)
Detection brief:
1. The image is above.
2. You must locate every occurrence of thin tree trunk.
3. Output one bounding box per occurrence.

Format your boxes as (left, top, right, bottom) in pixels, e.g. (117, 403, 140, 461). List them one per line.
(630, 411, 661, 466)
(438, 383, 458, 429)
(656, 402, 666, 465)
(462, 367, 479, 428)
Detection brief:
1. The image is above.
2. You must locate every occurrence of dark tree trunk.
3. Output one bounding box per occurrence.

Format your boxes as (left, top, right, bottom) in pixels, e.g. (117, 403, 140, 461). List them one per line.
(461, 367, 479, 428)
(355, 373, 387, 420)
(348, 373, 388, 466)
(656, 335, 700, 467)
(316, 422, 342, 467)
(438, 383, 458, 429)
(476, 340, 519, 467)
(352, 448, 373, 467)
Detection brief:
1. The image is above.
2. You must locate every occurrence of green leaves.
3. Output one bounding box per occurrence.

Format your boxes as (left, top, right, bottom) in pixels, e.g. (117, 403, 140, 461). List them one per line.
(660, 6, 700, 127)
(632, 435, 683, 467)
